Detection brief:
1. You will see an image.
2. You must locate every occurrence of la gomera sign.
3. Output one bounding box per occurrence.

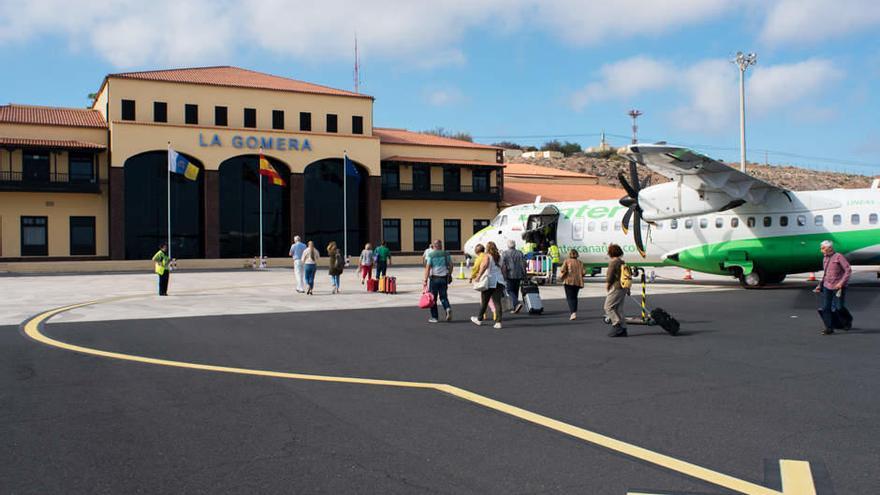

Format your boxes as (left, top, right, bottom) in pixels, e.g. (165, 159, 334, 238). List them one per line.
(198, 133, 312, 152)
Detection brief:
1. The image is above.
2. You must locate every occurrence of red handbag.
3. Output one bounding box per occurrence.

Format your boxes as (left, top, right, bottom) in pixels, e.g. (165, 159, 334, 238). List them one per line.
(418, 288, 435, 308)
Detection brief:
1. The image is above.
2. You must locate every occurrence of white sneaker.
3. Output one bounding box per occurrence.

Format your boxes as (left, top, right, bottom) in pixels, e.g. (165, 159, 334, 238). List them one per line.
(445, 309, 453, 322)
(493, 322, 502, 329)
(428, 318, 439, 323)
(570, 313, 577, 320)
(470, 316, 482, 326)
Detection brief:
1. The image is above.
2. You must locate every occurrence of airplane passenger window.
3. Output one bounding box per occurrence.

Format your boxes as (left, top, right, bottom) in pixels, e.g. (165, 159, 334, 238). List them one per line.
(699, 218, 708, 228)
(731, 218, 739, 228)
(572, 219, 584, 240)
(763, 216, 772, 227)
(684, 219, 693, 229)
(670, 219, 678, 229)
(587, 221, 596, 232)
(797, 215, 806, 226)
(600, 221, 608, 231)
(747, 217, 756, 228)
(833, 214, 842, 226)
(815, 215, 823, 226)
(780, 216, 789, 227)
(614, 221, 621, 231)
(870, 213, 878, 225)
(715, 217, 723, 228)
(852, 214, 860, 225)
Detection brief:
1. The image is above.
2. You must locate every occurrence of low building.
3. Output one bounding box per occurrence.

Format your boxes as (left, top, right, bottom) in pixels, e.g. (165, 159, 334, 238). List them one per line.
(502, 162, 623, 205)
(0, 66, 503, 261)
(521, 150, 563, 159)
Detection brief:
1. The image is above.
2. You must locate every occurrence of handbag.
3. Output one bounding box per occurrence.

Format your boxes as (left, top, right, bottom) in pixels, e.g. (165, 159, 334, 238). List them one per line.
(418, 288, 435, 309)
(472, 272, 489, 291)
(501, 293, 513, 312)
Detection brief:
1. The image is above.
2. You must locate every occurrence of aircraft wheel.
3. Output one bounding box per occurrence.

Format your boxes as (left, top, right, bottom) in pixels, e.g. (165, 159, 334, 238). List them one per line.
(765, 273, 786, 284)
(739, 267, 766, 289)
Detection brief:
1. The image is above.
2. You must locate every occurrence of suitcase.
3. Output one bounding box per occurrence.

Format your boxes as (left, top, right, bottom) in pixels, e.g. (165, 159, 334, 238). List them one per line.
(366, 278, 378, 292)
(378, 276, 386, 293)
(818, 308, 853, 330)
(520, 282, 543, 314)
(650, 308, 680, 336)
(385, 276, 397, 294)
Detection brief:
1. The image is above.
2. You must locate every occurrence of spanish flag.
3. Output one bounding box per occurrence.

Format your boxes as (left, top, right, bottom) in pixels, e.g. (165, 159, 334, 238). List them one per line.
(259, 154, 286, 186)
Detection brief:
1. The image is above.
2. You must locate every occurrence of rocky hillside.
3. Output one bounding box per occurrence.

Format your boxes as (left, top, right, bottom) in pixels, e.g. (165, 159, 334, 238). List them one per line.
(512, 154, 874, 191)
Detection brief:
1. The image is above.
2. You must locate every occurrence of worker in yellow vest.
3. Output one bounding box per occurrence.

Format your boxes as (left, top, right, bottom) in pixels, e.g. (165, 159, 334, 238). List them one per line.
(521, 240, 536, 259)
(548, 240, 561, 283)
(152, 242, 171, 296)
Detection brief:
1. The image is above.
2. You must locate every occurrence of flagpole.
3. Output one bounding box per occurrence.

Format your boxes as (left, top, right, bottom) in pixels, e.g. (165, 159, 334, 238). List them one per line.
(343, 151, 348, 258)
(259, 151, 264, 263)
(167, 141, 172, 260)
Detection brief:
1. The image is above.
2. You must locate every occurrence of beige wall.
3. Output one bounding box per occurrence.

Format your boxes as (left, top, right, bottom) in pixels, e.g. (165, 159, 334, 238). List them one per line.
(380, 143, 497, 162)
(0, 191, 108, 258)
(110, 121, 381, 176)
(0, 123, 107, 144)
(381, 200, 499, 252)
(101, 78, 373, 135)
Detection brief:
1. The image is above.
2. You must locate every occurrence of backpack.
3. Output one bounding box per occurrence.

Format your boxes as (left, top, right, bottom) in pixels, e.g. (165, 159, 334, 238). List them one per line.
(619, 263, 633, 290)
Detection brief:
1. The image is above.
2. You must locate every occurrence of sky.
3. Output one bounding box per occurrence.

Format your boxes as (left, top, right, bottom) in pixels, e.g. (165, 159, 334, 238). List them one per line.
(1, 0, 879, 175)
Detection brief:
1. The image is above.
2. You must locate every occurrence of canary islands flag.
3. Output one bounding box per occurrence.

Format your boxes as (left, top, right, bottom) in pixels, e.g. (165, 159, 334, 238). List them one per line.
(259, 154, 286, 186)
(168, 148, 199, 181)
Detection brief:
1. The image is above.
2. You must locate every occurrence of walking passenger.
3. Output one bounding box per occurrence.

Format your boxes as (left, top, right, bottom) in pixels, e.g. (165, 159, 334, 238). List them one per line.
(301, 240, 319, 295)
(559, 249, 585, 320)
(327, 241, 344, 294)
(152, 242, 171, 296)
(374, 240, 391, 278)
(423, 239, 453, 323)
(469, 243, 495, 320)
(501, 240, 526, 313)
(358, 243, 374, 284)
(815, 240, 853, 335)
(471, 241, 505, 329)
(289, 235, 307, 293)
(604, 244, 628, 337)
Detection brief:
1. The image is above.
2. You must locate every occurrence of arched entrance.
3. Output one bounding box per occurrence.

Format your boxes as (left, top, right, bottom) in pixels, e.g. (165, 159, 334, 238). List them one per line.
(219, 154, 290, 258)
(303, 158, 368, 255)
(123, 151, 204, 260)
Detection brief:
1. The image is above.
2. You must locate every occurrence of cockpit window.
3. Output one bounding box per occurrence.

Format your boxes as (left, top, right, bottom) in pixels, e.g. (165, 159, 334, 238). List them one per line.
(499, 215, 508, 227)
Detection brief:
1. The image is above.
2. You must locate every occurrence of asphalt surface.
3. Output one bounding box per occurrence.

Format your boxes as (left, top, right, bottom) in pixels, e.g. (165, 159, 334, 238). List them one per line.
(3, 283, 880, 494)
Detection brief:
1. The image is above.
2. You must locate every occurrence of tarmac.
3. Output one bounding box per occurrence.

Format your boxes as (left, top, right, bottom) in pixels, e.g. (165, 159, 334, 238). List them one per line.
(2, 266, 879, 494)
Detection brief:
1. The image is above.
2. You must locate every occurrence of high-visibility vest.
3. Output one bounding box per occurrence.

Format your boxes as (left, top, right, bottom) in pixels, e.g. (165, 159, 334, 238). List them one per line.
(548, 245, 560, 263)
(153, 250, 169, 275)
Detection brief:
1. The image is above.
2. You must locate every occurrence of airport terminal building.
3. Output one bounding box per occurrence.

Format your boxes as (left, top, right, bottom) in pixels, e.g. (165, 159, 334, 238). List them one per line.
(0, 66, 503, 261)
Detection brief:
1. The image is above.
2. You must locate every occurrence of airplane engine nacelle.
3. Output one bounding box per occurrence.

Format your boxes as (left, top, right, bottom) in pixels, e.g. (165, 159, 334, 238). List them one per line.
(638, 182, 740, 221)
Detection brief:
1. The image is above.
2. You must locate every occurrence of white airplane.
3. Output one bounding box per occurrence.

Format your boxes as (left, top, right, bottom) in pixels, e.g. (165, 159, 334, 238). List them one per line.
(464, 144, 880, 287)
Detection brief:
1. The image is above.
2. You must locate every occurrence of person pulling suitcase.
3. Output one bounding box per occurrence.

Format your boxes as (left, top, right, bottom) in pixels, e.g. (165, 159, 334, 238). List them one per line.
(815, 240, 853, 335)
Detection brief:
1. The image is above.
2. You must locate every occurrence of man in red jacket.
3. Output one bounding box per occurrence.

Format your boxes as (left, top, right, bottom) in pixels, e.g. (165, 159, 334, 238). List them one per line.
(814, 240, 853, 335)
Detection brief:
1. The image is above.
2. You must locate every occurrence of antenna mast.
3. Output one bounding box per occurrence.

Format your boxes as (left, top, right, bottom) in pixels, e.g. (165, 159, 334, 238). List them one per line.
(353, 35, 361, 94)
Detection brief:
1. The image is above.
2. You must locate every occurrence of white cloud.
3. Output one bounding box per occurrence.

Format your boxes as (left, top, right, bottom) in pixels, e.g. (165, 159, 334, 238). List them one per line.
(747, 58, 843, 113)
(424, 87, 466, 106)
(759, 0, 880, 45)
(571, 56, 676, 110)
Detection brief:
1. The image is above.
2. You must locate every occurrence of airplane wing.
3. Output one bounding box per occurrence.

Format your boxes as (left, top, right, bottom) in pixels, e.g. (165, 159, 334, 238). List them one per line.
(623, 144, 784, 204)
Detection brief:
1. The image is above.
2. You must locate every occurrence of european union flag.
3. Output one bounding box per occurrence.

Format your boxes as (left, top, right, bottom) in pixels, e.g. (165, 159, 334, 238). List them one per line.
(168, 148, 199, 181)
(344, 154, 360, 183)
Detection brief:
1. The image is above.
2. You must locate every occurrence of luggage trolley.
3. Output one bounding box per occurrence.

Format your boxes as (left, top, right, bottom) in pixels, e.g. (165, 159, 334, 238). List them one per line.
(527, 254, 553, 285)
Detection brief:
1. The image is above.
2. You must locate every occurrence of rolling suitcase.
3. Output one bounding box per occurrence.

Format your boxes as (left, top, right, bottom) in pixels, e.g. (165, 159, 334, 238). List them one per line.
(385, 276, 397, 294)
(817, 307, 853, 330)
(366, 277, 378, 292)
(378, 276, 386, 293)
(520, 282, 543, 314)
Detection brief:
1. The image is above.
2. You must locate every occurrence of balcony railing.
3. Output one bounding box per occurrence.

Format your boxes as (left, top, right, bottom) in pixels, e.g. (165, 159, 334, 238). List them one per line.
(381, 182, 501, 201)
(0, 171, 102, 193)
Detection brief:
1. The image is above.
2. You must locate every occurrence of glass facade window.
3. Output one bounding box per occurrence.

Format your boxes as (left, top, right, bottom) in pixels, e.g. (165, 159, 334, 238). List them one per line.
(215, 106, 228, 126)
(69, 216, 96, 255)
(244, 108, 256, 128)
(69, 153, 95, 183)
(383, 219, 401, 251)
(185, 104, 198, 125)
(121, 99, 135, 121)
(412, 164, 430, 192)
(473, 219, 490, 234)
(381, 163, 399, 190)
(444, 219, 461, 251)
(21, 216, 48, 256)
(413, 219, 431, 251)
(300, 112, 311, 131)
(303, 158, 367, 256)
(352, 115, 363, 135)
(272, 110, 284, 130)
(443, 167, 460, 192)
(326, 113, 338, 133)
(153, 101, 167, 123)
(472, 169, 489, 192)
(23, 150, 50, 182)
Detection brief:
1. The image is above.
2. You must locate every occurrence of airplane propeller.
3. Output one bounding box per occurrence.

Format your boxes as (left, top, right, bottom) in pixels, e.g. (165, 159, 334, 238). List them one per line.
(618, 159, 647, 258)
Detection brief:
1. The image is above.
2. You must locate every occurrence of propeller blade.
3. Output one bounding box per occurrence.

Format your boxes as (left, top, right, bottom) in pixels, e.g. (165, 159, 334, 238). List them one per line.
(618, 171, 638, 199)
(641, 174, 652, 189)
(633, 208, 647, 258)
(621, 207, 633, 235)
(629, 160, 640, 193)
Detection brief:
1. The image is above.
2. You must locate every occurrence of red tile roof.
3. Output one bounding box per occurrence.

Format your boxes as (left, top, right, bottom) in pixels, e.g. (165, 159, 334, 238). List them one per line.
(504, 182, 623, 205)
(108, 66, 372, 99)
(374, 128, 500, 150)
(504, 162, 597, 178)
(0, 104, 107, 128)
(0, 137, 106, 150)
(383, 155, 502, 167)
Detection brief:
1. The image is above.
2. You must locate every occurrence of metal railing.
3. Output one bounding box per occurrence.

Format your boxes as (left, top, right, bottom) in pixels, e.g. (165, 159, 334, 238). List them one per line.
(0, 170, 100, 192)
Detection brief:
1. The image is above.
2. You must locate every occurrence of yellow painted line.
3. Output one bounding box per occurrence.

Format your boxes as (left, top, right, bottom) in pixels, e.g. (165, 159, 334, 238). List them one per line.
(22, 297, 816, 495)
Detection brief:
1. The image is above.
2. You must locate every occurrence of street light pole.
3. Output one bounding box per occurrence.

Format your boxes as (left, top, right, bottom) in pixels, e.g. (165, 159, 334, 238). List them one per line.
(627, 109, 643, 144)
(733, 51, 756, 173)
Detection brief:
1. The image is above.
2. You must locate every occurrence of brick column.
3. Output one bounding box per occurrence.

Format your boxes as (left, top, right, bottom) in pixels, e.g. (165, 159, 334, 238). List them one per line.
(109, 167, 125, 260)
(203, 169, 220, 258)
(367, 175, 382, 244)
(290, 172, 305, 238)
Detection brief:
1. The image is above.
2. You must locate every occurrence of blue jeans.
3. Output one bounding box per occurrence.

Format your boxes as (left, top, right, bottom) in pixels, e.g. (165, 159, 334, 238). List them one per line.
(505, 278, 521, 308)
(330, 274, 340, 288)
(819, 286, 850, 330)
(376, 260, 388, 278)
(428, 277, 450, 319)
(304, 263, 317, 287)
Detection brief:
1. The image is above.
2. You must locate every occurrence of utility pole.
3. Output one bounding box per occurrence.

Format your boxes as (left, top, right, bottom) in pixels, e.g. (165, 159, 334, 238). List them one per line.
(733, 51, 757, 173)
(353, 35, 361, 94)
(628, 109, 643, 144)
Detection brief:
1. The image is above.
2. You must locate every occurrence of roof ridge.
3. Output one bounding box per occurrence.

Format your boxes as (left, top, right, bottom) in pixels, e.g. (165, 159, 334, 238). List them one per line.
(109, 65, 234, 77)
(3, 103, 98, 111)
